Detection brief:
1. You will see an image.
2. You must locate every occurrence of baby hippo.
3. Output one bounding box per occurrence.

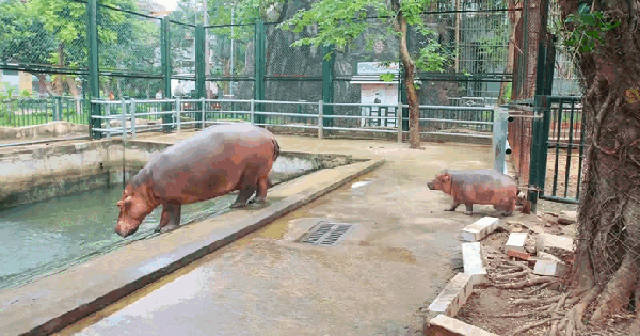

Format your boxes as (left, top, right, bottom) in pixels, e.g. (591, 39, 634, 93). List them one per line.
(427, 169, 518, 216)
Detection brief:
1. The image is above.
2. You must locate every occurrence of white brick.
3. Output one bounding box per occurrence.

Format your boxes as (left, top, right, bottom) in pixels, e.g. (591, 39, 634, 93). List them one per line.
(460, 217, 500, 242)
(428, 315, 500, 336)
(428, 273, 474, 319)
(505, 233, 528, 253)
(536, 233, 574, 253)
(533, 259, 562, 276)
(462, 242, 486, 285)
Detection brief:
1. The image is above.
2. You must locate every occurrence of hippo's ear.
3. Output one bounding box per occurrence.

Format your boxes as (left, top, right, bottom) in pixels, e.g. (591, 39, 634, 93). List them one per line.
(442, 174, 452, 182)
(117, 201, 124, 208)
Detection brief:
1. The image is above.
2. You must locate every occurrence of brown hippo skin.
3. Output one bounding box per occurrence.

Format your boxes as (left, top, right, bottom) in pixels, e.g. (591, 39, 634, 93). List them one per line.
(114, 124, 280, 238)
(427, 169, 518, 216)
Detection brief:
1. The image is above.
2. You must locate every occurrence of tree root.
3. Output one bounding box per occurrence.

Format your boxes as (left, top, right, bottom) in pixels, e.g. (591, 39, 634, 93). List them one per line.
(493, 304, 555, 318)
(525, 282, 553, 295)
(509, 316, 559, 336)
(513, 295, 563, 306)
(493, 276, 557, 289)
(590, 253, 639, 324)
(493, 269, 531, 281)
(561, 285, 601, 336)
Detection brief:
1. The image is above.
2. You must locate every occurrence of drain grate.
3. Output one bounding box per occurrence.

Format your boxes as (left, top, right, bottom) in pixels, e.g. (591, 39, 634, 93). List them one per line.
(300, 221, 355, 246)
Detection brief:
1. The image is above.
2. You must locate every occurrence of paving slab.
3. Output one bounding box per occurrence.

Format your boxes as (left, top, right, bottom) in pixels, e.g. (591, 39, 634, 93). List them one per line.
(460, 217, 500, 242)
(462, 242, 486, 285)
(427, 273, 474, 319)
(505, 232, 528, 253)
(427, 315, 499, 336)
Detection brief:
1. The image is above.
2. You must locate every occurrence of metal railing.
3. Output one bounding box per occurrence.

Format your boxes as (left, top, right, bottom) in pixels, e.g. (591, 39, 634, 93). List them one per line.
(90, 98, 498, 143)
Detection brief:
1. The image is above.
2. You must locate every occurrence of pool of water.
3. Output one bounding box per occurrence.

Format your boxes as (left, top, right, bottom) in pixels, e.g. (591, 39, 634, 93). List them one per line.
(0, 187, 240, 290)
(0, 153, 347, 290)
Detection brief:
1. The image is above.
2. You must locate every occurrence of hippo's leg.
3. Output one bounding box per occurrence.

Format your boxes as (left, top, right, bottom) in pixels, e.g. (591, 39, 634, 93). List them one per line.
(463, 204, 474, 215)
(230, 187, 256, 208)
(156, 203, 181, 233)
(248, 176, 270, 205)
(445, 202, 461, 212)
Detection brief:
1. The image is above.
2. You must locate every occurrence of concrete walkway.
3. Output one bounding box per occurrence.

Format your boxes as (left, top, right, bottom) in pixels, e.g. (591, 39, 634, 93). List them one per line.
(52, 133, 523, 336)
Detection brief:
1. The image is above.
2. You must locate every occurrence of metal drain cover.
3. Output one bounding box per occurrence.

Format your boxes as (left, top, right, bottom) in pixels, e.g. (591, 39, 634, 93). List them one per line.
(300, 221, 356, 246)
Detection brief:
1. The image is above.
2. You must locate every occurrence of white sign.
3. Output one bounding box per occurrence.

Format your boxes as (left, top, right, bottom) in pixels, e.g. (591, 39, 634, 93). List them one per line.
(356, 62, 400, 76)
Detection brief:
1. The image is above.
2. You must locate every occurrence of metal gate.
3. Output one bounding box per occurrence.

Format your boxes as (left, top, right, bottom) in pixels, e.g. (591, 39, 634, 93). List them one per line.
(528, 95, 585, 208)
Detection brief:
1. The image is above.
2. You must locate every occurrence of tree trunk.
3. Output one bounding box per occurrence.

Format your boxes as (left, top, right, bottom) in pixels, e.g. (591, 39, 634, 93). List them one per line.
(497, 0, 521, 106)
(392, 0, 420, 148)
(35, 74, 54, 97)
(559, 0, 640, 327)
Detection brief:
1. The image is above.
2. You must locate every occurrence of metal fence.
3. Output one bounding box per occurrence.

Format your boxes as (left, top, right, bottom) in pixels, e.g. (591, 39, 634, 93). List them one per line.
(90, 98, 496, 141)
(0, 97, 89, 127)
(1, 0, 523, 140)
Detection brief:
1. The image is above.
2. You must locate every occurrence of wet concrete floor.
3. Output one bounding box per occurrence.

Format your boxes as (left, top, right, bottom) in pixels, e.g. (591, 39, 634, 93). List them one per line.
(52, 133, 517, 336)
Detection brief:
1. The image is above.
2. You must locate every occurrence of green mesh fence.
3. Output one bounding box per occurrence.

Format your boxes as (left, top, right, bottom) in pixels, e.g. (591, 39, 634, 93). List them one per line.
(97, 4, 162, 75)
(171, 21, 196, 78)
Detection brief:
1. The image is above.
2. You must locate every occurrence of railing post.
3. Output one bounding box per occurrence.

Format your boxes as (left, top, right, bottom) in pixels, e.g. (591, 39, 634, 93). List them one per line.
(254, 19, 266, 125)
(201, 97, 206, 129)
(397, 101, 403, 143)
(106, 103, 111, 140)
(250, 99, 255, 124)
(318, 100, 323, 140)
(54, 96, 62, 122)
(176, 97, 181, 133)
(130, 99, 136, 139)
(121, 99, 127, 141)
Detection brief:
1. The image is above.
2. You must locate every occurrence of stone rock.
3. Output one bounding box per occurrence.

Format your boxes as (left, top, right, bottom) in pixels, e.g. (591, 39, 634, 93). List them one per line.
(536, 233, 574, 253)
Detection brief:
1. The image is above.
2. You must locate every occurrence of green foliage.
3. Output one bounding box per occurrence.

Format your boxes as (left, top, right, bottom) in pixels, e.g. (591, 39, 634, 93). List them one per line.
(21, 90, 31, 98)
(559, 3, 621, 53)
(415, 42, 450, 73)
(380, 73, 396, 82)
(278, 0, 448, 73)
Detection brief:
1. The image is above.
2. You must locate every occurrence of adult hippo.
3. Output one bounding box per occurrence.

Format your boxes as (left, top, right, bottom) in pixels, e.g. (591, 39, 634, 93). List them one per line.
(114, 124, 280, 238)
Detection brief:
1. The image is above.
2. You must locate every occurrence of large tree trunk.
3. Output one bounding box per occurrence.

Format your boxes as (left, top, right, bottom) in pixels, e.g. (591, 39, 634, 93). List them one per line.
(392, 0, 420, 148)
(497, 0, 521, 106)
(557, 0, 640, 331)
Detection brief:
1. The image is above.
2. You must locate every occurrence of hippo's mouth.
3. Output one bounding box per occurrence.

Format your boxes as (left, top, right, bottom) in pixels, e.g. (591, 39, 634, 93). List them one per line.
(115, 221, 141, 238)
(427, 182, 434, 190)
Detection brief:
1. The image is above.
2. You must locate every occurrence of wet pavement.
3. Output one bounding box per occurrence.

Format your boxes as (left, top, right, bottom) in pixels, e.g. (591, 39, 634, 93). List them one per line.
(45, 132, 519, 336)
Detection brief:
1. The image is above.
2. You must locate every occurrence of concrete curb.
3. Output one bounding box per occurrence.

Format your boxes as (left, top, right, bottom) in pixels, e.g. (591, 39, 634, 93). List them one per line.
(0, 158, 384, 336)
(427, 315, 499, 336)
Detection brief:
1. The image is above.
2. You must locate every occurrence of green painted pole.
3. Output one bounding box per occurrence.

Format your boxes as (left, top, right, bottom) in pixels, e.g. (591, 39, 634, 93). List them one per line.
(195, 24, 205, 129)
(161, 17, 172, 132)
(254, 19, 265, 125)
(87, 0, 100, 139)
(322, 45, 334, 128)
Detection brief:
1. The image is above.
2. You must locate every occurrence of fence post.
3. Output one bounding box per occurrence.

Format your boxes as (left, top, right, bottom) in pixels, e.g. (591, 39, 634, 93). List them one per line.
(130, 99, 136, 139)
(318, 100, 323, 140)
(250, 99, 255, 124)
(121, 99, 127, 141)
(195, 24, 205, 130)
(161, 17, 173, 132)
(87, 0, 101, 140)
(201, 97, 206, 129)
(397, 101, 403, 143)
(493, 108, 508, 174)
(322, 45, 334, 129)
(176, 97, 181, 133)
(53, 96, 62, 122)
(254, 19, 265, 125)
(106, 103, 111, 140)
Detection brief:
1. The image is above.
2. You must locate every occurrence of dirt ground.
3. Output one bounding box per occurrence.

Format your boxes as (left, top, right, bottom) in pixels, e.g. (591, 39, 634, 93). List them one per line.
(455, 208, 638, 336)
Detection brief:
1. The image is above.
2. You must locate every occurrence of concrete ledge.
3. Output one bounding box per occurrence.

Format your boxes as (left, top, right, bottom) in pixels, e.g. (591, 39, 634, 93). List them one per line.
(460, 217, 500, 242)
(427, 273, 473, 319)
(427, 315, 499, 336)
(0, 158, 384, 336)
(462, 242, 486, 285)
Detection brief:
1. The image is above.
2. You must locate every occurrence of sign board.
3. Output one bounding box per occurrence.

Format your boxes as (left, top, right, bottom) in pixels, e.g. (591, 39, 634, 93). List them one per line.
(356, 62, 400, 76)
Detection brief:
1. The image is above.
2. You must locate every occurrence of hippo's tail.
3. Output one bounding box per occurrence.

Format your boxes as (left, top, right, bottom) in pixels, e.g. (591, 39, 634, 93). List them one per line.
(272, 137, 280, 161)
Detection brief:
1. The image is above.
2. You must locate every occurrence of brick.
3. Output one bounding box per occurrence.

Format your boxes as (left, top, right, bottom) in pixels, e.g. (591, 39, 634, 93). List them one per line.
(460, 217, 500, 242)
(427, 273, 474, 319)
(427, 315, 499, 336)
(507, 250, 530, 260)
(462, 242, 486, 285)
(506, 232, 528, 253)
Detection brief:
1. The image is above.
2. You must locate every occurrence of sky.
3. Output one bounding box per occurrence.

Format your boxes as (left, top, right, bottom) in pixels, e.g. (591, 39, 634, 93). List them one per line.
(155, 0, 179, 11)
